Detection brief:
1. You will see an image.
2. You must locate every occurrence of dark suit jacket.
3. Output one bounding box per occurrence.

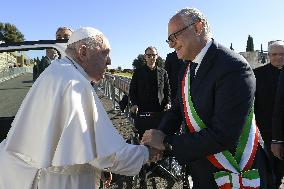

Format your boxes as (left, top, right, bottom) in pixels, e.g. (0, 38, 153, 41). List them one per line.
(164, 51, 183, 103)
(272, 69, 284, 141)
(129, 65, 170, 111)
(37, 56, 51, 77)
(254, 64, 281, 144)
(159, 41, 268, 188)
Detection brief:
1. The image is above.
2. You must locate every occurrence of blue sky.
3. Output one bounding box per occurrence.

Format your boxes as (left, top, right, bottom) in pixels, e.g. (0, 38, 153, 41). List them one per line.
(1, 0, 283, 69)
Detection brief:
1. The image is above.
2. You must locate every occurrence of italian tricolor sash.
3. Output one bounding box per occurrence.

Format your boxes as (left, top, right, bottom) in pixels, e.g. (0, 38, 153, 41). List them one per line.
(182, 64, 260, 189)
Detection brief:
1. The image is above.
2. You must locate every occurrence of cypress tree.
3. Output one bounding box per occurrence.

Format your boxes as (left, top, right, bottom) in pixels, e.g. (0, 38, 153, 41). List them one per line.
(246, 35, 254, 52)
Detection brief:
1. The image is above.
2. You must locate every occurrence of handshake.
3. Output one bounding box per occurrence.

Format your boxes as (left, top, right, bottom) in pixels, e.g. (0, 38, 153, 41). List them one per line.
(141, 129, 170, 163)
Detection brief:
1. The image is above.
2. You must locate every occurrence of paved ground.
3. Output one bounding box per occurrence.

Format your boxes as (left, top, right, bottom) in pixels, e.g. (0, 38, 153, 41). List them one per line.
(0, 73, 33, 117)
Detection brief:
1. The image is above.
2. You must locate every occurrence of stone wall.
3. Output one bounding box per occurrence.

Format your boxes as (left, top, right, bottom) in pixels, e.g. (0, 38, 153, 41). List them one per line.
(239, 51, 268, 69)
(0, 52, 17, 72)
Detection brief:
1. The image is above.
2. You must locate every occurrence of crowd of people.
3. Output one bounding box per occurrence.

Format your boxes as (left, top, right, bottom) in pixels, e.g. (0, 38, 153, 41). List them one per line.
(0, 6, 283, 189)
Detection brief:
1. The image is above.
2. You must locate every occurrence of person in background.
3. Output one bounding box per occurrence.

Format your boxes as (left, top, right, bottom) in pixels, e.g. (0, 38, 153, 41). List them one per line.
(272, 65, 284, 161)
(36, 49, 58, 78)
(32, 60, 39, 81)
(129, 46, 171, 137)
(0, 27, 159, 189)
(56, 26, 73, 40)
(164, 51, 183, 104)
(142, 7, 269, 189)
(254, 40, 284, 188)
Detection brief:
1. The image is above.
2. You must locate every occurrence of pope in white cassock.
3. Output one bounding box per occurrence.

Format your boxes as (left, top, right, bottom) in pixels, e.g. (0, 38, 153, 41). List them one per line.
(0, 27, 154, 189)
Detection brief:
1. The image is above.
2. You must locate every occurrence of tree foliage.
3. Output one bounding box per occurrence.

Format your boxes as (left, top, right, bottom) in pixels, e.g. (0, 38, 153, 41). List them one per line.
(132, 54, 145, 69)
(246, 35, 254, 52)
(132, 54, 165, 69)
(156, 56, 165, 68)
(0, 22, 25, 43)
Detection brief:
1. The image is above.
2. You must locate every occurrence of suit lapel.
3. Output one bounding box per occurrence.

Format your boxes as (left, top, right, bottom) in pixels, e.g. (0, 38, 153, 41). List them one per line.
(191, 41, 218, 96)
(157, 67, 161, 87)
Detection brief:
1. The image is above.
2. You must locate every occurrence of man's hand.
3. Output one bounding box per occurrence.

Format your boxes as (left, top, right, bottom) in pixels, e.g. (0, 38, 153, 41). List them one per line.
(130, 105, 138, 114)
(141, 129, 166, 150)
(147, 147, 163, 162)
(271, 143, 284, 160)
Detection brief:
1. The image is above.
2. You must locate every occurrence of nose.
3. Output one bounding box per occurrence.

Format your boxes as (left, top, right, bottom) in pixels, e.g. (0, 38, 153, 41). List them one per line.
(106, 57, 111, 65)
(168, 41, 176, 48)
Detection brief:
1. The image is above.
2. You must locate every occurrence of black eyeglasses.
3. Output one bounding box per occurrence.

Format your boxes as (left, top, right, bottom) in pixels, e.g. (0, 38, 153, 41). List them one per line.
(166, 22, 196, 44)
(145, 54, 157, 58)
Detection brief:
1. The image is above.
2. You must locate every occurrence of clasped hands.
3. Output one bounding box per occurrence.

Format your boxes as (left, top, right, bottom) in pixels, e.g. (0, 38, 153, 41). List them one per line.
(141, 129, 166, 162)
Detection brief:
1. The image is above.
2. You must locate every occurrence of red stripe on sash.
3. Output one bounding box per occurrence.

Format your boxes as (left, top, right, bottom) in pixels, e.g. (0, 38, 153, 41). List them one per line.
(219, 183, 232, 189)
(243, 127, 259, 171)
(182, 66, 195, 133)
(207, 154, 225, 170)
(239, 175, 244, 189)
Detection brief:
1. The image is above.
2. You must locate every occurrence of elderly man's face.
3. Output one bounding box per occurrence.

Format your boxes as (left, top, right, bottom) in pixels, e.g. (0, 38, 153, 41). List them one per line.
(85, 39, 111, 82)
(168, 16, 199, 61)
(56, 29, 72, 40)
(269, 45, 284, 69)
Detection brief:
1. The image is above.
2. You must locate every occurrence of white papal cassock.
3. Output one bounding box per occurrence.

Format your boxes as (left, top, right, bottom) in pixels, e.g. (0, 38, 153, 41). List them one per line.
(0, 57, 149, 189)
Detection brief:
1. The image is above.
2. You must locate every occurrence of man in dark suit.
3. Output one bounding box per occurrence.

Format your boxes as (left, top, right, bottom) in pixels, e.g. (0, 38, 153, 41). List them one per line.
(272, 64, 284, 161)
(129, 46, 170, 136)
(255, 40, 284, 188)
(164, 51, 183, 104)
(36, 49, 58, 78)
(142, 7, 269, 188)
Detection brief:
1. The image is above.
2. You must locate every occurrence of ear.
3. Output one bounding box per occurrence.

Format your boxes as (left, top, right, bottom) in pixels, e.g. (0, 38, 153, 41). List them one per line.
(77, 45, 87, 61)
(195, 21, 204, 35)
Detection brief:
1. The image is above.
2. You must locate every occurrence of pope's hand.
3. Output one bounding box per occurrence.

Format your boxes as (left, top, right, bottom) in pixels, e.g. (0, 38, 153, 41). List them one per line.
(141, 129, 166, 150)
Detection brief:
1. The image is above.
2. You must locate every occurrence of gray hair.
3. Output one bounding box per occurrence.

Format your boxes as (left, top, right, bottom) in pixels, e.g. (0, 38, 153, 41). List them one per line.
(175, 7, 212, 39)
(268, 40, 284, 53)
(66, 34, 108, 58)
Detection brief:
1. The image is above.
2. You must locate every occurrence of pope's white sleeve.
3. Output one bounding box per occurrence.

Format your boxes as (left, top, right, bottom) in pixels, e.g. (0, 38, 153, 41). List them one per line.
(90, 144, 149, 176)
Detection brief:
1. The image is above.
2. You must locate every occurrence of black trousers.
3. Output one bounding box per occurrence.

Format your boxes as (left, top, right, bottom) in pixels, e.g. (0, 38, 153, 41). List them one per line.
(134, 112, 165, 139)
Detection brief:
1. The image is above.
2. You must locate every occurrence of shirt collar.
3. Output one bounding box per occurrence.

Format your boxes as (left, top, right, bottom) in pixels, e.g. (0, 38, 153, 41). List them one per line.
(192, 39, 213, 64)
(65, 56, 91, 82)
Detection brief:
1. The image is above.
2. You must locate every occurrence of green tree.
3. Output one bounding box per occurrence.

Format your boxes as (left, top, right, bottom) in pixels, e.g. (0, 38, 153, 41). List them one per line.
(132, 54, 145, 69)
(0, 22, 25, 43)
(0, 31, 4, 41)
(156, 56, 165, 68)
(246, 35, 254, 52)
